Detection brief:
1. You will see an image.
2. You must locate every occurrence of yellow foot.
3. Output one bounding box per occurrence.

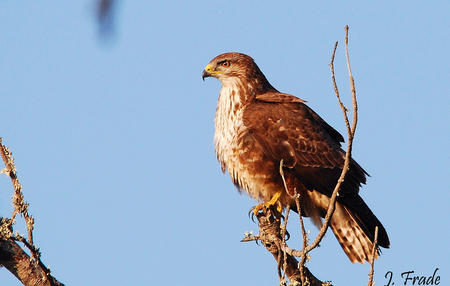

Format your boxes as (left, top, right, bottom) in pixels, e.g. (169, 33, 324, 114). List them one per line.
(253, 191, 283, 216)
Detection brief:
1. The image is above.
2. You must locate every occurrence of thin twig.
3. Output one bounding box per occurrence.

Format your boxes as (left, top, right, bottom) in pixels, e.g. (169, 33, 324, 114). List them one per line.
(283, 245, 303, 257)
(299, 25, 359, 265)
(12, 234, 41, 260)
(279, 160, 292, 283)
(345, 25, 358, 136)
(276, 244, 283, 282)
(240, 235, 259, 242)
(295, 195, 308, 285)
(280, 160, 309, 285)
(367, 226, 379, 286)
(279, 159, 294, 197)
(281, 204, 291, 282)
(11, 234, 57, 284)
(330, 41, 351, 137)
(0, 138, 35, 247)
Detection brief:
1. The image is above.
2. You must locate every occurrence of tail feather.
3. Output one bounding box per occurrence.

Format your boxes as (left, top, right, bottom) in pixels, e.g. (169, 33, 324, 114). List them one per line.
(289, 188, 389, 263)
(330, 202, 376, 263)
(339, 194, 390, 248)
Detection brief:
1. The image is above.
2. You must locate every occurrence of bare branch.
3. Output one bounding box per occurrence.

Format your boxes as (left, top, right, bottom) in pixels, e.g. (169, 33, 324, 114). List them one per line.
(242, 209, 327, 286)
(280, 160, 310, 284)
(240, 235, 259, 242)
(0, 138, 35, 246)
(0, 237, 64, 286)
(0, 138, 64, 286)
(290, 26, 360, 284)
(303, 25, 359, 254)
(294, 195, 308, 285)
(281, 204, 291, 282)
(330, 41, 351, 136)
(367, 226, 379, 286)
(345, 25, 359, 137)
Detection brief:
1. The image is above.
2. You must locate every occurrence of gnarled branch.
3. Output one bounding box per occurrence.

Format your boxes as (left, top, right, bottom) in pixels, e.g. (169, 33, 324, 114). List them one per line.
(242, 208, 328, 286)
(0, 138, 64, 286)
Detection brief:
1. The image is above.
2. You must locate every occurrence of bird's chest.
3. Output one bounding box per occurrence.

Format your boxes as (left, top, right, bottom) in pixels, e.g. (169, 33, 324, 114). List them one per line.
(214, 87, 276, 201)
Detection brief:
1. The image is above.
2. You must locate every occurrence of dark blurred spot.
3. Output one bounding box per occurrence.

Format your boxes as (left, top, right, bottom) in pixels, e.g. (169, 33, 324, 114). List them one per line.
(97, 0, 117, 40)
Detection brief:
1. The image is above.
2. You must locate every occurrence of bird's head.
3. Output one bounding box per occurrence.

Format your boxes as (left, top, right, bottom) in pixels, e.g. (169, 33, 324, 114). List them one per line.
(202, 52, 261, 83)
(202, 52, 277, 96)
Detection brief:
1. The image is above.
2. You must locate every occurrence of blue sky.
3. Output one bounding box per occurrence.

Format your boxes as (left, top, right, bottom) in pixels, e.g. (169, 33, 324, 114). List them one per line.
(1, 1, 449, 285)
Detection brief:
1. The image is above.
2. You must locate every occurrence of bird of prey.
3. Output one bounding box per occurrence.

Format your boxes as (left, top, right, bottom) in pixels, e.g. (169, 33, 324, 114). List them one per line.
(202, 52, 389, 263)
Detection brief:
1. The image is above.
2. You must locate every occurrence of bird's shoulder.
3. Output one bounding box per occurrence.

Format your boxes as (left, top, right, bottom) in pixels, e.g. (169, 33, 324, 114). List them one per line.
(255, 91, 307, 104)
(243, 91, 344, 146)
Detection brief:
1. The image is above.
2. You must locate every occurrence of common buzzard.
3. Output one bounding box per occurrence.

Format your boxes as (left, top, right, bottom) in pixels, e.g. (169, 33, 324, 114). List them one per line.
(202, 52, 389, 263)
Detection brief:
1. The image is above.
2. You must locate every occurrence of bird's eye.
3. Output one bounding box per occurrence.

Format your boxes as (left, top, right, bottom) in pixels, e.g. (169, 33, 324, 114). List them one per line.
(221, 61, 230, 67)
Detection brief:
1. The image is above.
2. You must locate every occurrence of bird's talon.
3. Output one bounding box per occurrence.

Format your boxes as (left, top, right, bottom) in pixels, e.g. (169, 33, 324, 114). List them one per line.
(253, 191, 283, 216)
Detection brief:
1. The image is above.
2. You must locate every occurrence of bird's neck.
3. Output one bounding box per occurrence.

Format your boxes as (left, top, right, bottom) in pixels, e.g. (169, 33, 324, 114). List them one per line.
(218, 76, 277, 109)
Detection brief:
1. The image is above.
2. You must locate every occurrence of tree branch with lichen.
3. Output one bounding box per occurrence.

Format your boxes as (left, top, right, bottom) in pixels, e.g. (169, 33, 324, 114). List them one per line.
(241, 208, 328, 286)
(0, 138, 64, 286)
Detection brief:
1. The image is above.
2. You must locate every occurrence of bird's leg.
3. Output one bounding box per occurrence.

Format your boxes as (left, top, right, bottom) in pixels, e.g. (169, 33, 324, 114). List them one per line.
(253, 191, 283, 216)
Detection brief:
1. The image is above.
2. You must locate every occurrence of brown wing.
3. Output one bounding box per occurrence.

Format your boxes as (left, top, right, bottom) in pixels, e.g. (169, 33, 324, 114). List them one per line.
(244, 94, 367, 197)
(256, 92, 345, 145)
(256, 92, 307, 104)
(243, 94, 390, 249)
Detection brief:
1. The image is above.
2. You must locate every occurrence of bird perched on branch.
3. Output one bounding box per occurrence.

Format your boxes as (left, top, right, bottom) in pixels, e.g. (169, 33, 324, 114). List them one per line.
(202, 52, 389, 263)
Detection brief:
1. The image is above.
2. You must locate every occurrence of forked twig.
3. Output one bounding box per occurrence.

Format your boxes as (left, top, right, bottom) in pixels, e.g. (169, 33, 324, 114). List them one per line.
(301, 25, 358, 256)
(294, 25, 359, 280)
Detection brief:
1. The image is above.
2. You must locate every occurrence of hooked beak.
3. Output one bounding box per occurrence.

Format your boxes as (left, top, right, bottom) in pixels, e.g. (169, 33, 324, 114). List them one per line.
(202, 70, 210, 81)
(202, 64, 213, 81)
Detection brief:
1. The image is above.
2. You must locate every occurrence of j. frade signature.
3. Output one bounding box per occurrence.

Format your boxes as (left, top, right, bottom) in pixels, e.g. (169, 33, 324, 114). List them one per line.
(384, 268, 440, 285)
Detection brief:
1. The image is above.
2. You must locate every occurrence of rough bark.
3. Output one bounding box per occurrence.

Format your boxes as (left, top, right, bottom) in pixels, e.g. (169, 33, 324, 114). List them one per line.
(243, 209, 330, 286)
(0, 237, 64, 286)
